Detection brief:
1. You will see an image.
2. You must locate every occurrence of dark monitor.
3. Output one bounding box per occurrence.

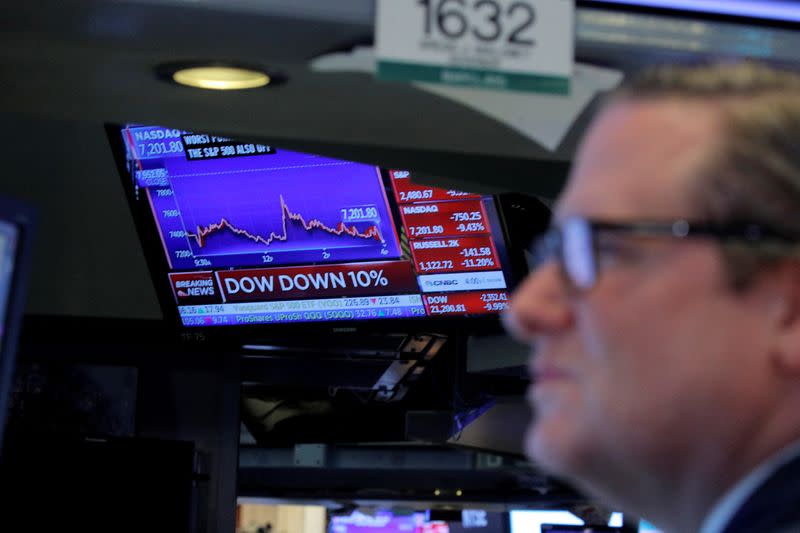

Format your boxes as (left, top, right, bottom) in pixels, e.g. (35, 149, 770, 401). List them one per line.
(109, 124, 526, 332)
(0, 196, 35, 452)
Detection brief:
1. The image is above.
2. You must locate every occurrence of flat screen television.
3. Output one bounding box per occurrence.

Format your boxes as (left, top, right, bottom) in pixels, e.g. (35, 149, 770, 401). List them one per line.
(637, 520, 662, 533)
(330, 510, 437, 533)
(541, 527, 622, 533)
(581, 0, 800, 23)
(0, 196, 35, 452)
(109, 124, 528, 332)
(330, 510, 507, 533)
(448, 510, 507, 533)
(510, 511, 624, 533)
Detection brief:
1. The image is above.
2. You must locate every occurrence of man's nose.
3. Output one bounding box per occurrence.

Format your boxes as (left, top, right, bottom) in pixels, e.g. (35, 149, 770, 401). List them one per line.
(503, 261, 574, 344)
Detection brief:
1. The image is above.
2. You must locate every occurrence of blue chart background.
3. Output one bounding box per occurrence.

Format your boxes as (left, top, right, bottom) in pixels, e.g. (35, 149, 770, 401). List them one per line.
(150, 146, 402, 269)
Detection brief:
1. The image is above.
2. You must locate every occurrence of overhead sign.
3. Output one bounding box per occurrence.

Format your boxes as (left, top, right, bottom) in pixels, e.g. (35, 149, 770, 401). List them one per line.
(375, 0, 574, 94)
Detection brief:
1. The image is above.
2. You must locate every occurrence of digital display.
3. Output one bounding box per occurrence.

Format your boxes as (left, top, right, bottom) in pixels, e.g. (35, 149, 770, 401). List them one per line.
(448, 511, 505, 533)
(540, 527, 622, 533)
(0, 222, 19, 347)
(583, 0, 800, 22)
(330, 510, 503, 533)
(0, 206, 26, 455)
(638, 520, 663, 533)
(510, 511, 623, 533)
(331, 511, 436, 533)
(120, 125, 513, 327)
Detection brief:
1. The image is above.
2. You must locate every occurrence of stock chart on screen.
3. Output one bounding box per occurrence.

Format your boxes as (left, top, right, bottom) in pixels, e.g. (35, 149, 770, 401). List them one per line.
(120, 125, 513, 327)
(124, 125, 401, 270)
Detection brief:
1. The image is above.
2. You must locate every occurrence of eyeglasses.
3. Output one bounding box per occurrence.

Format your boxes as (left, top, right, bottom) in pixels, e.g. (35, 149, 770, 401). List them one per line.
(530, 217, 798, 291)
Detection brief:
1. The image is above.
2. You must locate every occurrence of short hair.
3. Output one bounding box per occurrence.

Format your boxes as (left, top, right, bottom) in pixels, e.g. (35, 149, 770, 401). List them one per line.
(611, 61, 800, 287)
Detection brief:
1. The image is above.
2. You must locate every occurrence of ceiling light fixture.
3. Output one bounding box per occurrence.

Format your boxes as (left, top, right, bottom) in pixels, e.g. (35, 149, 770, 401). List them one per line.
(157, 62, 284, 91)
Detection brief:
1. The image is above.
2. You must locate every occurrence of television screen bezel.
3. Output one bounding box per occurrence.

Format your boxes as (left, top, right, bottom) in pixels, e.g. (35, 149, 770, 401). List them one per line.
(105, 123, 533, 339)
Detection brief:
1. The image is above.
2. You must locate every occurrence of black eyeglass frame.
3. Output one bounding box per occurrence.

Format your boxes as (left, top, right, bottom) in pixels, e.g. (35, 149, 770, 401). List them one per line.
(531, 217, 799, 291)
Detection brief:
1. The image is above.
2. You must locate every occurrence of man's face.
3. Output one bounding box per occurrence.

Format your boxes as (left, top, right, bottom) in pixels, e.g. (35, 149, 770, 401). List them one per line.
(507, 99, 779, 501)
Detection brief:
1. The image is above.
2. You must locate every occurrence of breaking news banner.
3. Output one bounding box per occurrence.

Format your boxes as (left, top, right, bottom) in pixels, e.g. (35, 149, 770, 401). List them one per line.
(190, 261, 419, 304)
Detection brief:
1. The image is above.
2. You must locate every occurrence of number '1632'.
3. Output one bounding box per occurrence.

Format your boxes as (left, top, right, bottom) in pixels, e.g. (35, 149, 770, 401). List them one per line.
(418, 0, 535, 45)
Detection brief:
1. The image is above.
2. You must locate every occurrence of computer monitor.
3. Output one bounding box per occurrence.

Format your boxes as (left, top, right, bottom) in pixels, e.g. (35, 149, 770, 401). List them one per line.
(109, 124, 525, 332)
(447, 510, 507, 533)
(637, 520, 663, 533)
(330, 510, 432, 533)
(0, 196, 35, 452)
(582, 0, 800, 23)
(330, 510, 507, 533)
(510, 510, 624, 533)
(540, 526, 622, 533)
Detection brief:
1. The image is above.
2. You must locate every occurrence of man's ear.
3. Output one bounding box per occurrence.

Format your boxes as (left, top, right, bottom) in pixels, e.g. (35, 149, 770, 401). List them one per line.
(769, 261, 800, 374)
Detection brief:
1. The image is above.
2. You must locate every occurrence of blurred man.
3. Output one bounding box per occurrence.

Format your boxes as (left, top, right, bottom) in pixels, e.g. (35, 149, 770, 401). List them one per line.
(504, 62, 800, 533)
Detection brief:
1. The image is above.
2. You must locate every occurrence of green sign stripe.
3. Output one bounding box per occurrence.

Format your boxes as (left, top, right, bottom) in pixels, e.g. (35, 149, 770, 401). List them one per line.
(377, 60, 570, 95)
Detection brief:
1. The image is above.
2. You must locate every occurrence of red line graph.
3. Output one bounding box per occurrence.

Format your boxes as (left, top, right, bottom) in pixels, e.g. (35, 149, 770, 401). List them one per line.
(186, 195, 384, 249)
